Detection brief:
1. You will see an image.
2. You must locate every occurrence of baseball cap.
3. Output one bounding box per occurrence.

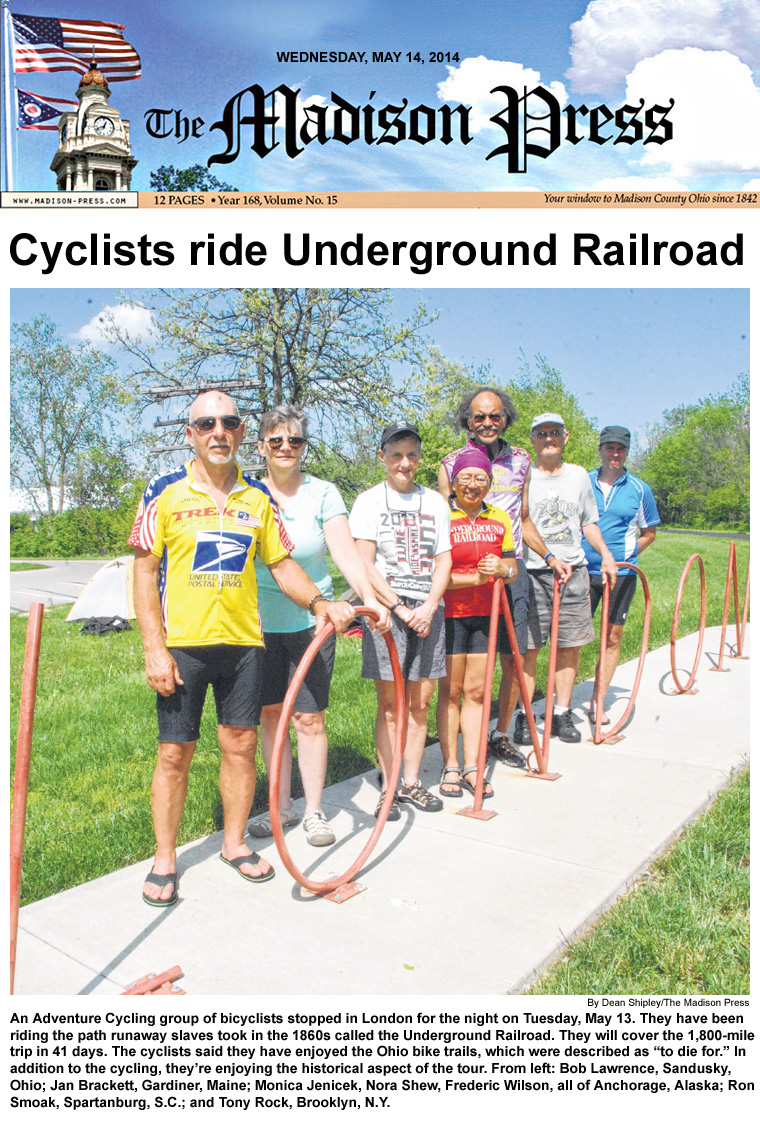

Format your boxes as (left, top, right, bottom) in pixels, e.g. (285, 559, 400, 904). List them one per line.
(530, 412, 566, 431)
(380, 421, 421, 448)
(599, 425, 631, 448)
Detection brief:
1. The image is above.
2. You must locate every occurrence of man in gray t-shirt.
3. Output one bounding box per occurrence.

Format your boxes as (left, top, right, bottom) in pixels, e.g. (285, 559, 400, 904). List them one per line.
(515, 413, 617, 744)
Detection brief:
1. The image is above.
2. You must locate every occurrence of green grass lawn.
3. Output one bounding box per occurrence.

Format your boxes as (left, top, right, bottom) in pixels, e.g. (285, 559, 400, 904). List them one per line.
(11, 532, 748, 908)
(10, 562, 51, 572)
(527, 766, 750, 995)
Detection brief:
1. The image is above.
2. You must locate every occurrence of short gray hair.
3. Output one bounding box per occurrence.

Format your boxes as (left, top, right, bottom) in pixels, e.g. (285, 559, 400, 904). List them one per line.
(258, 404, 308, 441)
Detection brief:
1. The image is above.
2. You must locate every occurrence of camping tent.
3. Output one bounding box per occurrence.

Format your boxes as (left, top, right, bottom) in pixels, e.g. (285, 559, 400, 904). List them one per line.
(65, 556, 135, 622)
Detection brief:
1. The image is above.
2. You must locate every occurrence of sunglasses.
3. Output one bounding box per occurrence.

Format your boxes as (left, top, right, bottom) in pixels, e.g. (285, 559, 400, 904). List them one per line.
(264, 435, 307, 449)
(535, 428, 564, 439)
(189, 415, 241, 433)
(471, 412, 503, 424)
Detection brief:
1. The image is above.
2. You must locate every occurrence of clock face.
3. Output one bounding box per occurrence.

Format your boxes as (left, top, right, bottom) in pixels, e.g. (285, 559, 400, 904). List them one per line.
(94, 116, 114, 136)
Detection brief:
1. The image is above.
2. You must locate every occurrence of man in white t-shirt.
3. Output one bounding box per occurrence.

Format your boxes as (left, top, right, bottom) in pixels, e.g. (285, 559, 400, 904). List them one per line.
(517, 413, 617, 744)
(349, 422, 452, 819)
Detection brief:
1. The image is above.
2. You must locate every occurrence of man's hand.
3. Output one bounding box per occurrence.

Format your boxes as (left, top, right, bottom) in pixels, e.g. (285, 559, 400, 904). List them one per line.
(315, 599, 356, 635)
(601, 558, 618, 589)
(549, 557, 573, 586)
(144, 646, 183, 697)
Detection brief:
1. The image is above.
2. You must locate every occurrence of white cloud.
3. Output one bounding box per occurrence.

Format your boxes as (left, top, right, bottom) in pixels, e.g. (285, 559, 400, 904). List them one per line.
(741, 177, 760, 190)
(624, 49, 760, 177)
(437, 56, 567, 134)
(591, 175, 689, 190)
(74, 304, 155, 343)
(568, 0, 760, 94)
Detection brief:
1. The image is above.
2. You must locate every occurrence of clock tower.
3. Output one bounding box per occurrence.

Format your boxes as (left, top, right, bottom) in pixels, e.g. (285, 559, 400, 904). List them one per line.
(50, 56, 137, 191)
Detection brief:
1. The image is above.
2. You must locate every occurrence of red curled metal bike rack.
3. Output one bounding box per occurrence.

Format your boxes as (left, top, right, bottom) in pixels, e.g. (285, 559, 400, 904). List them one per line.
(458, 578, 560, 803)
(710, 542, 750, 672)
(669, 554, 706, 695)
(11, 602, 44, 994)
(268, 607, 406, 901)
(591, 562, 651, 745)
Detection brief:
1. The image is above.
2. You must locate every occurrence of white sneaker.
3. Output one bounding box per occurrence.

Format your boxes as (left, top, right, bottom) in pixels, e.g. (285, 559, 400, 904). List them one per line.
(303, 810, 336, 847)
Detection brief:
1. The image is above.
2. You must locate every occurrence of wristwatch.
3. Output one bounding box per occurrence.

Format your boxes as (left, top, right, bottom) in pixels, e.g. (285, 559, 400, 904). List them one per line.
(389, 599, 405, 613)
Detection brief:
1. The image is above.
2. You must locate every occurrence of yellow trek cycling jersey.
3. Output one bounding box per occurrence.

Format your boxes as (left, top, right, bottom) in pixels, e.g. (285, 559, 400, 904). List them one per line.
(128, 462, 292, 647)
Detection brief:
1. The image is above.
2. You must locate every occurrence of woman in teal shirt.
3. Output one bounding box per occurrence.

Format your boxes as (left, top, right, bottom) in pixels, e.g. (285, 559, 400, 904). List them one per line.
(251, 405, 389, 847)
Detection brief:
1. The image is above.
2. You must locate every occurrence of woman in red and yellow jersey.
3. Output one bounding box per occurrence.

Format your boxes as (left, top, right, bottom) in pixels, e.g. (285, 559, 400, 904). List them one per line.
(436, 449, 517, 799)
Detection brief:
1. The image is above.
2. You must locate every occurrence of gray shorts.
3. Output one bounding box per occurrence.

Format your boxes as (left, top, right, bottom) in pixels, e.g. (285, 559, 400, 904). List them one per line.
(526, 566, 595, 650)
(361, 601, 446, 682)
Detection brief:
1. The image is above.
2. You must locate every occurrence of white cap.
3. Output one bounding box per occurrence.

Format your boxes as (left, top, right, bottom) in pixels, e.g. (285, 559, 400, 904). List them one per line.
(530, 412, 566, 431)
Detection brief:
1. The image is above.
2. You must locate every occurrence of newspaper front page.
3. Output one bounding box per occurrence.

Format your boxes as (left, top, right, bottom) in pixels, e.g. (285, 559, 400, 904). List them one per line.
(3, 1, 755, 1124)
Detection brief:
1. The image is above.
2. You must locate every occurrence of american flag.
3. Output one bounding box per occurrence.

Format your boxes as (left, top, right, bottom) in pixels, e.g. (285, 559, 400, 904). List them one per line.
(11, 13, 141, 82)
(16, 88, 77, 130)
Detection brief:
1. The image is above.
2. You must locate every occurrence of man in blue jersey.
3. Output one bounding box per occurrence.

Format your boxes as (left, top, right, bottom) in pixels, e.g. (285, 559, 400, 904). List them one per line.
(582, 426, 661, 725)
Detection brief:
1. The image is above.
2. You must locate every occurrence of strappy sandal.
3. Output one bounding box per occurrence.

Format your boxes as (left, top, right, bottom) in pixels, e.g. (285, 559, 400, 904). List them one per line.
(439, 767, 463, 797)
(461, 766, 494, 799)
(397, 780, 443, 812)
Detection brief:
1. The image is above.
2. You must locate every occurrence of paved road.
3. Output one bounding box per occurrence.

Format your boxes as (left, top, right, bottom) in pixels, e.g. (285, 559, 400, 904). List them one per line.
(10, 560, 105, 614)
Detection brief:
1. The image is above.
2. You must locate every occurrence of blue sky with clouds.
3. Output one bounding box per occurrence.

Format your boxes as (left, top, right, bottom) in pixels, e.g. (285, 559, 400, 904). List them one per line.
(9, 287, 749, 448)
(3, 0, 759, 192)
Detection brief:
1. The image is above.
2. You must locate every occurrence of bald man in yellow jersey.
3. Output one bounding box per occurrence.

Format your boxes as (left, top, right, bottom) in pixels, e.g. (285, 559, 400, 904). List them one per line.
(129, 391, 353, 907)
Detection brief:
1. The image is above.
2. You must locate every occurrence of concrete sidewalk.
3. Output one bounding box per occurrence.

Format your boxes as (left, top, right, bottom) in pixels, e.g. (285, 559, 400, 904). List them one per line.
(14, 625, 749, 996)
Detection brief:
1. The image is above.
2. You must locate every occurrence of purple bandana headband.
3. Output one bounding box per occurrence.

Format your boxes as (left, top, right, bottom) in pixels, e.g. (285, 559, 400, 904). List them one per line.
(451, 448, 493, 483)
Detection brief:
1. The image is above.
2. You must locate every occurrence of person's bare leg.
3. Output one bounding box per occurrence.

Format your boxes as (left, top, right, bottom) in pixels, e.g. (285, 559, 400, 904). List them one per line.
(436, 655, 465, 792)
(258, 704, 294, 812)
(497, 654, 524, 732)
(144, 740, 195, 902)
(553, 646, 582, 710)
(218, 725, 272, 879)
(591, 623, 624, 723)
(374, 680, 400, 790)
(291, 711, 328, 817)
(519, 649, 538, 717)
(459, 654, 488, 766)
(402, 679, 436, 784)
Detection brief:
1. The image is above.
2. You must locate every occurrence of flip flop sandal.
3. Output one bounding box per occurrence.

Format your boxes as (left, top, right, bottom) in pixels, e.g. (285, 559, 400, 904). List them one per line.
(461, 767, 494, 799)
(220, 852, 275, 883)
(142, 870, 179, 908)
(439, 767, 463, 797)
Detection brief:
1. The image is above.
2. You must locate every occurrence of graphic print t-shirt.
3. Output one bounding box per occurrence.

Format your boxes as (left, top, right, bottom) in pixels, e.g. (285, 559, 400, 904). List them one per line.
(349, 482, 451, 601)
(524, 463, 599, 570)
(128, 462, 292, 647)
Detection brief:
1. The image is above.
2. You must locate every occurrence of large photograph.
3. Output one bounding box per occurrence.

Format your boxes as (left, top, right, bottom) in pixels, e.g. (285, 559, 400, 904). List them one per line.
(10, 286, 750, 997)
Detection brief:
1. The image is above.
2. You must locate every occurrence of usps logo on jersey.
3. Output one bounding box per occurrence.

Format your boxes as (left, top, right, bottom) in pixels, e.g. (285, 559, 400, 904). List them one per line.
(191, 530, 253, 573)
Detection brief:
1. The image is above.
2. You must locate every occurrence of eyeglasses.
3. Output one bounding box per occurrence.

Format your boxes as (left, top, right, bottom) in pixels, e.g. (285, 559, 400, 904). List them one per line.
(456, 474, 490, 487)
(189, 415, 241, 433)
(471, 412, 503, 424)
(264, 435, 307, 449)
(535, 428, 564, 439)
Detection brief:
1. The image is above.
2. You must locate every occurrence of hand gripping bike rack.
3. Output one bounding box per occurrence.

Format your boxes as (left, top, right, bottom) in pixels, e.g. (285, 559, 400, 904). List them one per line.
(10, 602, 44, 995)
(457, 577, 560, 820)
(710, 541, 750, 673)
(268, 608, 405, 903)
(590, 563, 651, 745)
(669, 554, 706, 694)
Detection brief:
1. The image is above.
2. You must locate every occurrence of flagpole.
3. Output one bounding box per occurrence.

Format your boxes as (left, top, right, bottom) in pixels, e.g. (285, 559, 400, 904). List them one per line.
(2, 0, 14, 190)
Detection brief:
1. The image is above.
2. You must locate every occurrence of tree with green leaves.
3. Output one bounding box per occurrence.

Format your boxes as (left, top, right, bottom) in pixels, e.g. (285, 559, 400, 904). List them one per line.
(106, 289, 433, 446)
(409, 349, 601, 488)
(11, 315, 141, 516)
(149, 164, 238, 192)
(637, 376, 749, 529)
